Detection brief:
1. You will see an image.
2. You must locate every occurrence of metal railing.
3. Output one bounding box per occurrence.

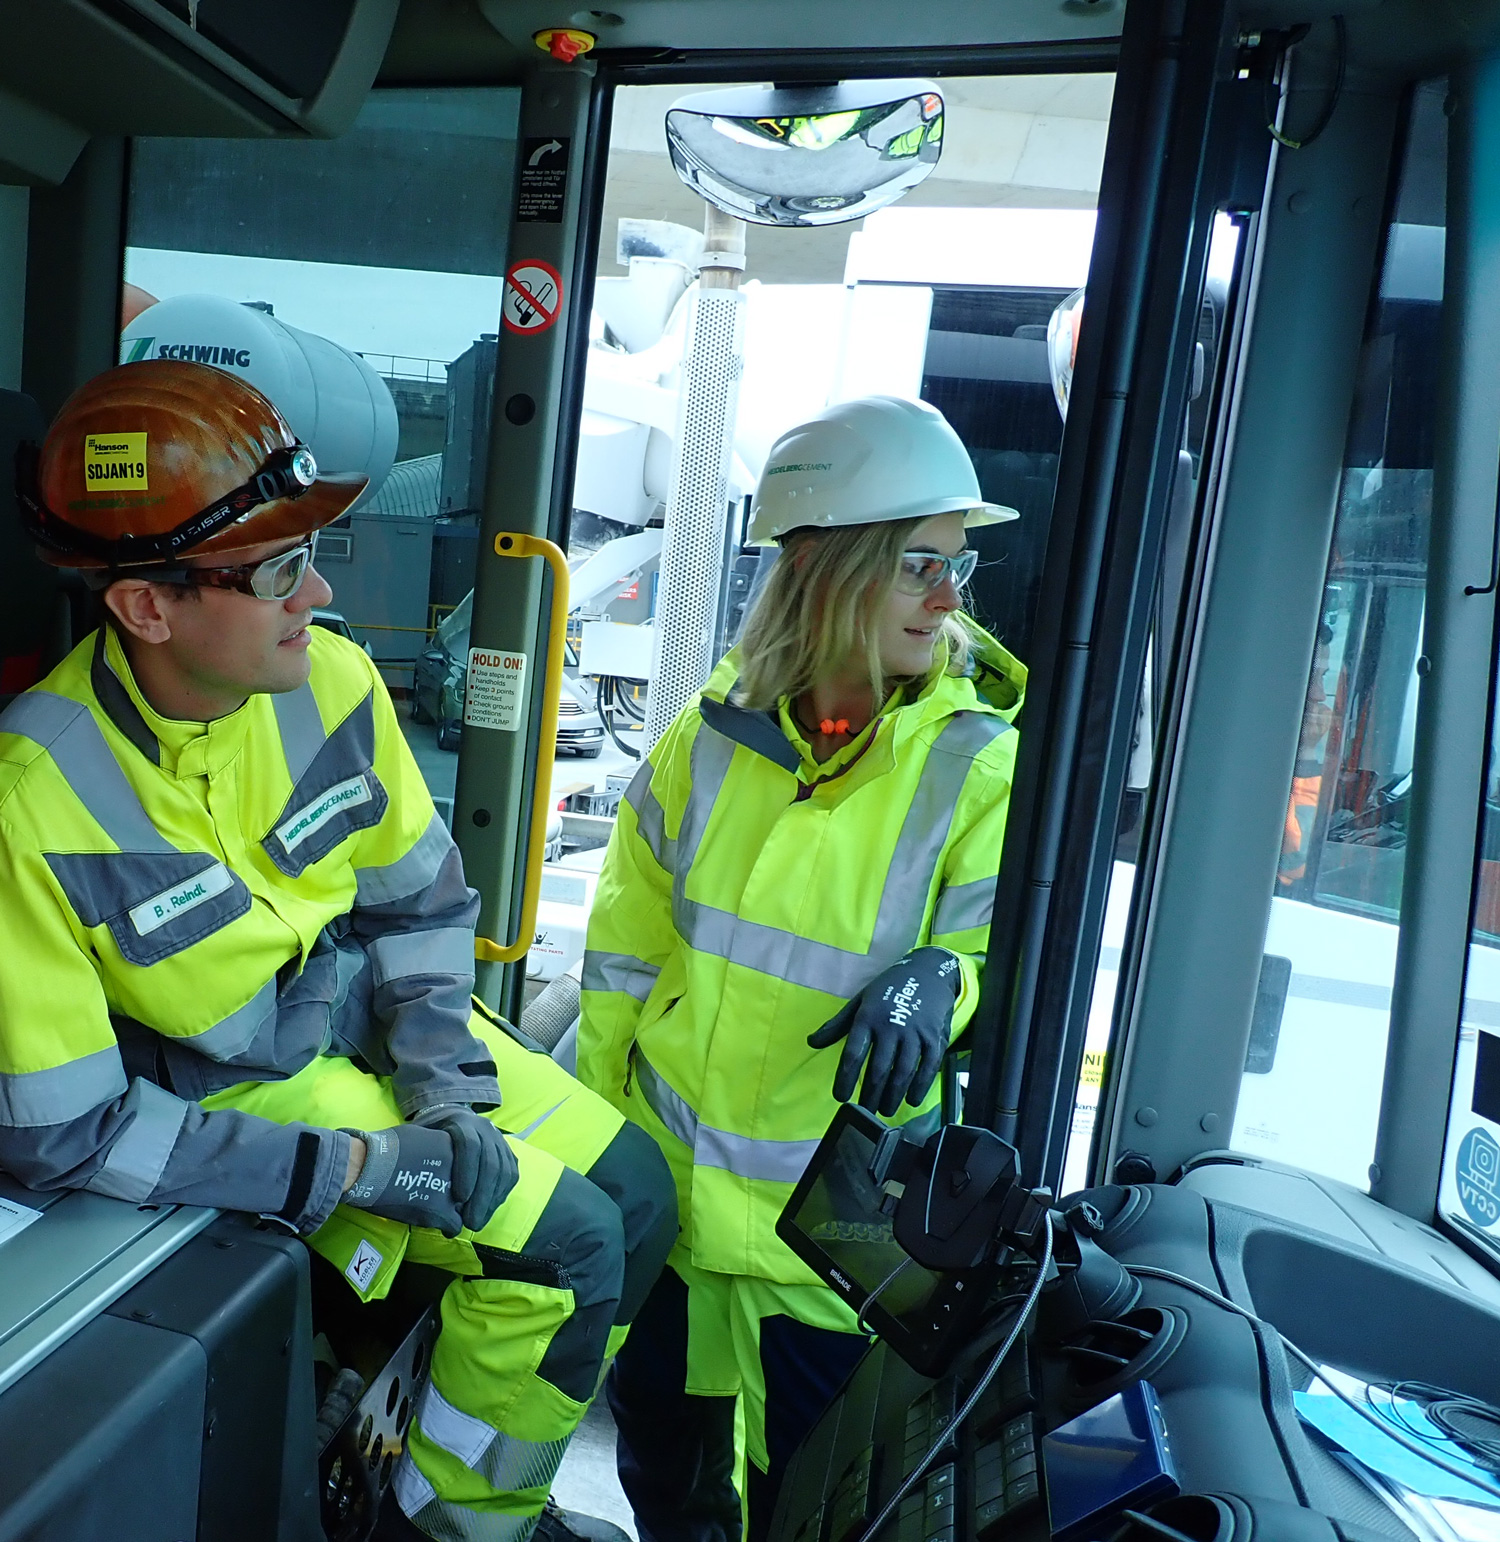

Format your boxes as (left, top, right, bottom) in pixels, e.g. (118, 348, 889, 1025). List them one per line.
(359, 353, 450, 385)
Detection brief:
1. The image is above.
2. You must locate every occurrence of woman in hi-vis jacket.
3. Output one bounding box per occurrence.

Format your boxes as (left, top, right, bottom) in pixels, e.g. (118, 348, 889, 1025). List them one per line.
(579, 396, 1027, 1541)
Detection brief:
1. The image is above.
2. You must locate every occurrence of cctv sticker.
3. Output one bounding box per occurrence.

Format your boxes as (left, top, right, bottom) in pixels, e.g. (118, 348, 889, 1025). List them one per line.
(465, 648, 527, 732)
(83, 432, 148, 491)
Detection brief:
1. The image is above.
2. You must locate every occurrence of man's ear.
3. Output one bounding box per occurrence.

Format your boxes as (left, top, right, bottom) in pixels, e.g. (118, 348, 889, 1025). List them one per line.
(102, 580, 175, 645)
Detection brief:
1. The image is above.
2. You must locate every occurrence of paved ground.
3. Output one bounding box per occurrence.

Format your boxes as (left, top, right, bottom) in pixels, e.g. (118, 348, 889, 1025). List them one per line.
(553, 1398, 638, 1536)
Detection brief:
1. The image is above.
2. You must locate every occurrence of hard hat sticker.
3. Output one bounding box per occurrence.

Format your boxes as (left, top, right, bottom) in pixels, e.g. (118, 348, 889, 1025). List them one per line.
(503, 259, 564, 336)
(83, 432, 148, 492)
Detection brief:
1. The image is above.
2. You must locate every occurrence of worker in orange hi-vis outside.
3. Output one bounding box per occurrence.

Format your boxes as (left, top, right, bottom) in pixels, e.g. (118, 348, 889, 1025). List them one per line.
(1279, 623, 1336, 888)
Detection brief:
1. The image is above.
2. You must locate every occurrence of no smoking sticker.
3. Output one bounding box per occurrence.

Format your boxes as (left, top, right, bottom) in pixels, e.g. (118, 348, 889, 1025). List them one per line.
(465, 648, 528, 731)
(503, 259, 564, 335)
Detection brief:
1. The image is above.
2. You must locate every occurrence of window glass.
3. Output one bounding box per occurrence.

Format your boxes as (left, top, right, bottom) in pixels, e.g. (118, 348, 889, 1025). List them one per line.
(1230, 81, 1446, 1187)
(124, 88, 520, 823)
(1060, 213, 1243, 1196)
(575, 74, 1118, 1059)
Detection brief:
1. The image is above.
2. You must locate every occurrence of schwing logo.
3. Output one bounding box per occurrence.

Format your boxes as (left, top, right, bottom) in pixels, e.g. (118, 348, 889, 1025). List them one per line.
(276, 775, 372, 854)
(123, 337, 252, 368)
(129, 863, 234, 936)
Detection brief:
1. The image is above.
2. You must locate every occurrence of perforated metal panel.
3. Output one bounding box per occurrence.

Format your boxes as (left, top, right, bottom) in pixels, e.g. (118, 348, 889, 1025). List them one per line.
(646, 288, 746, 749)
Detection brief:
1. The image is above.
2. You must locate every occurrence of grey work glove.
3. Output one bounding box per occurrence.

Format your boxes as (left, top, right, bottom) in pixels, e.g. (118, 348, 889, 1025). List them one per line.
(807, 947, 962, 1118)
(410, 1105, 518, 1234)
(341, 1124, 464, 1237)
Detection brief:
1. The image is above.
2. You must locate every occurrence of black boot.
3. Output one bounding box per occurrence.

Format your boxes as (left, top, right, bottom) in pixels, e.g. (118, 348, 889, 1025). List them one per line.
(531, 1499, 633, 1542)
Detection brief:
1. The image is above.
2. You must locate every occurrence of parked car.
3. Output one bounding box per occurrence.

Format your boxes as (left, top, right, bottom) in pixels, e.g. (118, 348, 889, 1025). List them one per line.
(410, 592, 606, 756)
(310, 609, 371, 654)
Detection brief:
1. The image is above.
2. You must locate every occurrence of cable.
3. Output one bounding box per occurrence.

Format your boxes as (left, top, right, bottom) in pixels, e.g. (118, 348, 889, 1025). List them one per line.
(1266, 15, 1347, 151)
(850, 1213, 1056, 1542)
(1374, 1380, 1500, 1474)
(1125, 1264, 1500, 1505)
(595, 676, 642, 760)
(855, 1258, 915, 1336)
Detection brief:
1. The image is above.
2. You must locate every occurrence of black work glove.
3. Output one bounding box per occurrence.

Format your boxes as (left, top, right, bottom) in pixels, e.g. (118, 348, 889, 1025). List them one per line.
(410, 1105, 519, 1234)
(341, 1124, 464, 1237)
(807, 947, 962, 1118)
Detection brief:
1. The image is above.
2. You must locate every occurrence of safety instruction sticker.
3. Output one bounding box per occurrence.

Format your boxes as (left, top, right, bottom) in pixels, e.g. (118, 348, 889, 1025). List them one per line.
(345, 1238, 383, 1292)
(503, 260, 563, 336)
(465, 648, 528, 731)
(83, 432, 148, 491)
(0, 1195, 41, 1250)
(516, 137, 570, 223)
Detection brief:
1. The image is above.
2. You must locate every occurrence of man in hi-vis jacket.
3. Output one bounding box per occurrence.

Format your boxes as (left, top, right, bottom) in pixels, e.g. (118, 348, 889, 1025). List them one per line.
(0, 360, 674, 1542)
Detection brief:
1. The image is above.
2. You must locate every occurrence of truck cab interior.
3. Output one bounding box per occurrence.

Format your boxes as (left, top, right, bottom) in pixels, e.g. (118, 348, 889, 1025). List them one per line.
(4, 2, 1500, 1540)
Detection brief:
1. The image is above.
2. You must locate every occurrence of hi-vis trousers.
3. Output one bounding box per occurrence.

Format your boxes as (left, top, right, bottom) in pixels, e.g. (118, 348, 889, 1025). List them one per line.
(205, 1010, 678, 1542)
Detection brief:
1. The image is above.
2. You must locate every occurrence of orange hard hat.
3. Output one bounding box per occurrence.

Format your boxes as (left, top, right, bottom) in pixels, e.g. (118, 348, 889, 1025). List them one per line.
(19, 359, 368, 569)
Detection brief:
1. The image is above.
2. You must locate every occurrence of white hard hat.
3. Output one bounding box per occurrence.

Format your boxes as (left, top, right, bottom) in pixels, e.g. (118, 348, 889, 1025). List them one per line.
(1047, 287, 1084, 420)
(747, 395, 1019, 546)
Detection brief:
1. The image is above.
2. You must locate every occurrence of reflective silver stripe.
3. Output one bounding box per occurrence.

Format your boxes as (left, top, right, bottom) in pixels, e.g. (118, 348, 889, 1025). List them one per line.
(634, 1051, 818, 1184)
(0, 692, 171, 853)
(272, 680, 326, 785)
(514, 1099, 566, 1140)
(355, 813, 453, 907)
(415, 1380, 495, 1468)
(624, 760, 676, 875)
(635, 1054, 698, 1149)
(933, 876, 996, 936)
(675, 724, 736, 875)
(400, 1381, 564, 1523)
(477, 1428, 570, 1497)
(366, 926, 475, 986)
(694, 1125, 820, 1184)
(638, 1052, 935, 1184)
(0, 1045, 127, 1128)
(674, 713, 1009, 996)
(391, 1455, 436, 1521)
(174, 977, 279, 1062)
(84, 1079, 188, 1201)
(581, 950, 661, 1002)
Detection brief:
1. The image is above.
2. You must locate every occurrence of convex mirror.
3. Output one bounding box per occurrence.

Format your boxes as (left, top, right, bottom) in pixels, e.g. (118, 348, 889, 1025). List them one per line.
(665, 79, 944, 228)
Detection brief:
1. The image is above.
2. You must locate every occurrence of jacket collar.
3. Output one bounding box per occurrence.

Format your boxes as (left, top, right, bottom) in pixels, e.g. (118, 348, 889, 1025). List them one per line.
(95, 626, 252, 780)
(698, 621, 1026, 777)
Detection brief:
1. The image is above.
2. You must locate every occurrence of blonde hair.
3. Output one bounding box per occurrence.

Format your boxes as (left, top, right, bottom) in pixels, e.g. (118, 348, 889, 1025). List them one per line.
(733, 518, 974, 712)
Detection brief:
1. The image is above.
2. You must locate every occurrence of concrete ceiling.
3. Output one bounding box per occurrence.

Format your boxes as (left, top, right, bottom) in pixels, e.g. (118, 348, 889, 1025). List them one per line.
(598, 74, 1115, 284)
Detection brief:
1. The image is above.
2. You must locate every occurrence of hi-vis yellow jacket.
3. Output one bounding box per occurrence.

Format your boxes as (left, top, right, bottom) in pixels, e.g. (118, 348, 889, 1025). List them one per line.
(0, 626, 498, 1233)
(578, 626, 1025, 1284)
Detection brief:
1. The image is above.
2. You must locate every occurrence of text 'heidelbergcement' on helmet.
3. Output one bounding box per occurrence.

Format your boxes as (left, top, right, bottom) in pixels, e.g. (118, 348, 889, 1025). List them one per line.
(746, 394, 1019, 546)
(18, 358, 370, 570)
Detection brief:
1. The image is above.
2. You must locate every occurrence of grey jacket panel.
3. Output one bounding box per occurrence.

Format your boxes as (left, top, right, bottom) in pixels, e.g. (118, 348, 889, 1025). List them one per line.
(0, 1079, 350, 1234)
(349, 837, 498, 1117)
(262, 692, 389, 878)
(46, 849, 252, 967)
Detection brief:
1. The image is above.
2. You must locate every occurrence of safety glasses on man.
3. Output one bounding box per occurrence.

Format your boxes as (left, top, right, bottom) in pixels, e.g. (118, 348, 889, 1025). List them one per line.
(121, 538, 318, 601)
(895, 547, 977, 596)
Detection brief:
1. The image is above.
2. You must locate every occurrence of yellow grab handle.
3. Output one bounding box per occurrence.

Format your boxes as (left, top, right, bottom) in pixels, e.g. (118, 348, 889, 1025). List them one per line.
(475, 532, 570, 965)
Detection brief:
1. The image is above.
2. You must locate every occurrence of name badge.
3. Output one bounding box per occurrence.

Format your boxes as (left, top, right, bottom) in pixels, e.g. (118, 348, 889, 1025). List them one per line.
(130, 863, 234, 937)
(275, 774, 372, 855)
